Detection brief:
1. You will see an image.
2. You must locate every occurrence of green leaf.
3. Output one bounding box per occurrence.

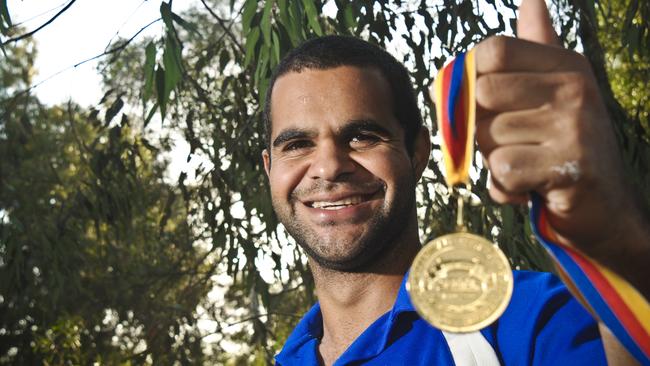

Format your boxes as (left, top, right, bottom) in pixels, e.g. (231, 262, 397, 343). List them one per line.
(290, 0, 306, 41)
(104, 97, 124, 125)
(143, 42, 156, 101)
(271, 30, 281, 65)
(244, 27, 261, 67)
(98, 88, 115, 105)
(242, 0, 258, 33)
(261, 0, 275, 45)
(255, 46, 270, 87)
(501, 205, 514, 240)
(343, 3, 357, 31)
(277, 0, 299, 45)
(155, 65, 167, 120)
(277, 0, 290, 29)
(162, 34, 183, 99)
(301, 0, 323, 36)
(144, 103, 158, 127)
(1, 0, 11, 29)
(172, 12, 202, 38)
(160, 2, 174, 31)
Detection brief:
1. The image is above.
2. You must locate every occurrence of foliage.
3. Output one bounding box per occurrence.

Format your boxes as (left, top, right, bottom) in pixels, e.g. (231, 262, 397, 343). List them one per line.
(1, 0, 649, 364)
(1, 36, 210, 364)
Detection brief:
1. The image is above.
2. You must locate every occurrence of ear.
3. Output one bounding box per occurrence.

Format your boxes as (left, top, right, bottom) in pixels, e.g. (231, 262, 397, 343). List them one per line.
(517, 0, 561, 46)
(262, 149, 271, 178)
(412, 127, 432, 180)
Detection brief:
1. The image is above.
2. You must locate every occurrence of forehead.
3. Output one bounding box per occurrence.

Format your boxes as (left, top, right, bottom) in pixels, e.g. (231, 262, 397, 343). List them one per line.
(269, 66, 397, 137)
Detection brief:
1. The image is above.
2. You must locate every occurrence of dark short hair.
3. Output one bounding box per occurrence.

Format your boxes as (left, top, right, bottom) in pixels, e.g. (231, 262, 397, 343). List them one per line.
(263, 35, 423, 155)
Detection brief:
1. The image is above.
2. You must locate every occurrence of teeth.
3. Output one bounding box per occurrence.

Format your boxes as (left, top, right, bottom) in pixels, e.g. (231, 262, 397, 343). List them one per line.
(311, 196, 366, 209)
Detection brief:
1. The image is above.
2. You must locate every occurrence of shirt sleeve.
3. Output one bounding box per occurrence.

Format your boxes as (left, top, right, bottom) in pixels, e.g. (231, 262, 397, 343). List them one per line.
(480, 270, 606, 366)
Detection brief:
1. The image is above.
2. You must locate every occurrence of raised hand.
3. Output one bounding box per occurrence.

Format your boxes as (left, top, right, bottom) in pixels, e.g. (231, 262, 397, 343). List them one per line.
(474, 0, 649, 291)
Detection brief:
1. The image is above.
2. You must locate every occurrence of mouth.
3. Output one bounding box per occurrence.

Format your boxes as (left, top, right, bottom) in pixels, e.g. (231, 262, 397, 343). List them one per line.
(304, 191, 381, 211)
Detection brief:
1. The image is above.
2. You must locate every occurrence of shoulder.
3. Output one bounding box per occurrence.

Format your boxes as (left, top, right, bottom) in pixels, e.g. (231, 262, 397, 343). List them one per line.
(481, 270, 606, 365)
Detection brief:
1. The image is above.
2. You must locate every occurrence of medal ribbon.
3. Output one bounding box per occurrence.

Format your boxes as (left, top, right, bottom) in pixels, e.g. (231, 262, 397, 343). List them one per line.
(433, 49, 476, 187)
(530, 194, 650, 365)
(433, 51, 650, 365)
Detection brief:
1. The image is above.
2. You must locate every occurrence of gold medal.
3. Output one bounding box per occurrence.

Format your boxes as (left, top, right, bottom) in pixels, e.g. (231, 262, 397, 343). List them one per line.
(407, 49, 513, 332)
(407, 231, 513, 332)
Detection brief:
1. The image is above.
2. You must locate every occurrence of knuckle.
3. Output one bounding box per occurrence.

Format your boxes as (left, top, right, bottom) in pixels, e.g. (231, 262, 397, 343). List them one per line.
(488, 151, 519, 192)
(476, 75, 498, 107)
(557, 72, 592, 108)
(480, 36, 512, 71)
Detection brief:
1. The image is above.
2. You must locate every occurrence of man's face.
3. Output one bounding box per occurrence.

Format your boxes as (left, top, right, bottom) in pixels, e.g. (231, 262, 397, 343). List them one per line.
(263, 66, 423, 271)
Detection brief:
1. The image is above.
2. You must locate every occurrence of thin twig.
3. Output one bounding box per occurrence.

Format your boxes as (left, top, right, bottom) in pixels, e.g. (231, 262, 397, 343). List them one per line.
(2, 0, 77, 46)
(199, 0, 245, 53)
(0, 18, 161, 116)
(74, 18, 161, 67)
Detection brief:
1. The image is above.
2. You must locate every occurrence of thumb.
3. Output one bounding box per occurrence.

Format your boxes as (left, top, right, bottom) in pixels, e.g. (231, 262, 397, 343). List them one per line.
(517, 0, 561, 46)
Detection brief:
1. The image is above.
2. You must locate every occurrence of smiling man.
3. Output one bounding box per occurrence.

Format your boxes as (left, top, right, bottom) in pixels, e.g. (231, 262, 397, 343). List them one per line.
(262, 1, 649, 365)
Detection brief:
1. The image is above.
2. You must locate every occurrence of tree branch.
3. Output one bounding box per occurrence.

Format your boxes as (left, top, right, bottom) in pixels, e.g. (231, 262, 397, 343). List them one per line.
(2, 0, 77, 46)
(199, 0, 245, 53)
(74, 18, 161, 68)
(0, 18, 161, 114)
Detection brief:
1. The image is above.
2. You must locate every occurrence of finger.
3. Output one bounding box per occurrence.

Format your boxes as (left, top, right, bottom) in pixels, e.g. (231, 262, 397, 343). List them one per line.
(474, 36, 587, 75)
(476, 71, 595, 112)
(487, 174, 530, 205)
(487, 145, 580, 194)
(476, 108, 558, 155)
(517, 0, 561, 46)
(476, 72, 559, 112)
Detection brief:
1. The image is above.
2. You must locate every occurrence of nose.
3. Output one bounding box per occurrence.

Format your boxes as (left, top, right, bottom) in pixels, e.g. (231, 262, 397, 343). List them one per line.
(307, 140, 356, 181)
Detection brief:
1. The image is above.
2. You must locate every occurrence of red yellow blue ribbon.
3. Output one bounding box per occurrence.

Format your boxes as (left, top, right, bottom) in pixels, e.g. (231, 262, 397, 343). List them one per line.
(432, 49, 476, 186)
(433, 50, 650, 364)
(530, 193, 650, 365)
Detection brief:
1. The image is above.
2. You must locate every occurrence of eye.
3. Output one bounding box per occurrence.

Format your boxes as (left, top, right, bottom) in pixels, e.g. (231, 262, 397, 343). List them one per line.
(283, 140, 313, 152)
(350, 133, 380, 147)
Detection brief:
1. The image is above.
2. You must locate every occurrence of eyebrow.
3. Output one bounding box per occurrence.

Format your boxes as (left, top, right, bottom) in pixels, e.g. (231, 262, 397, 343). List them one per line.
(339, 119, 392, 137)
(271, 119, 392, 148)
(272, 128, 316, 148)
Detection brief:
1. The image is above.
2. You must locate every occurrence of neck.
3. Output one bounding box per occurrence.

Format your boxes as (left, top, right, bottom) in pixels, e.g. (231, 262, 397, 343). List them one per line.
(310, 217, 421, 365)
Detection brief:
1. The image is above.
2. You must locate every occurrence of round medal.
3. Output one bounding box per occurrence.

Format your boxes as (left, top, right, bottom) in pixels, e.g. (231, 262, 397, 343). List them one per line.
(406, 232, 513, 333)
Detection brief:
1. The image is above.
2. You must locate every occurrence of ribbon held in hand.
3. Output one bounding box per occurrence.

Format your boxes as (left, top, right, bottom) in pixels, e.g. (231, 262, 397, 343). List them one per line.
(432, 49, 476, 187)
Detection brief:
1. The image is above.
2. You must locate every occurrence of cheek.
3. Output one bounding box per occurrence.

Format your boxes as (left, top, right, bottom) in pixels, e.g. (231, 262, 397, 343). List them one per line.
(353, 149, 412, 187)
(269, 159, 308, 199)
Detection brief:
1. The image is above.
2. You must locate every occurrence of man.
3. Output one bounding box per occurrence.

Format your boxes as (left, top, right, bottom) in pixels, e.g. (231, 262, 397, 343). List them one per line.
(262, 0, 650, 364)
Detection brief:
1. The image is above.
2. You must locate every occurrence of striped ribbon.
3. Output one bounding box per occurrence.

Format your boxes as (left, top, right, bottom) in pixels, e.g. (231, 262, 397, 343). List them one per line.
(530, 194, 650, 365)
(432, 49, 476, 187)
(433, 50, 650, 364)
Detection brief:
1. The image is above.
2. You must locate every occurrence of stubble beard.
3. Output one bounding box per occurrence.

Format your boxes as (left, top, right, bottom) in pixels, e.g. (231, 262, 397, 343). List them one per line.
(273, 174, 416, 272)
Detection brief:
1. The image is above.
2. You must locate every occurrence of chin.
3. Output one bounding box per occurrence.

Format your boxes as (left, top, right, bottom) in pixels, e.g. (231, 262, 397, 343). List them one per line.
(298, 232, 395, 273)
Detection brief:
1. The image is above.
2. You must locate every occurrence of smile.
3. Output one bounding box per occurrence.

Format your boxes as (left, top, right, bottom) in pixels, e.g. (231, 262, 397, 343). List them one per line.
(310, 195, 369, 210)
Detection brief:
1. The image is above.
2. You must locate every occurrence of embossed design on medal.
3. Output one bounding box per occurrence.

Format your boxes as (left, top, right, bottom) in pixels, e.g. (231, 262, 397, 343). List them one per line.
(407, 232, 514, 333)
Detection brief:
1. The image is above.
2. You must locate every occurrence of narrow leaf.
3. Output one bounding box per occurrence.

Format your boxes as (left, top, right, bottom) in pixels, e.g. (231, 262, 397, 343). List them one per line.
(105, 97, 124, 125)
(261, 0, 275, 45)
(155, 65, 167, 120)
(144, 103, 158, 127)
(301, 0, 323, 36)
(172, 12, 201, 38)
(1, 0, 11, 28)
(160, 2, 174, 31)
(99, 88, 115, 105)
(244, 28, 261, 67)
(162, 34, 183, 99)
(143, 42, 157, 101)
(271, 30, 281, 65)
(242, 0, 258, 33)
(343, 4, 357, 30)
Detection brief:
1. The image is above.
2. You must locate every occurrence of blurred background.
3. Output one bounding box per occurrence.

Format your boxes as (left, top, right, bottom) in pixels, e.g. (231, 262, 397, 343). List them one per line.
(1, 0, 649, 364)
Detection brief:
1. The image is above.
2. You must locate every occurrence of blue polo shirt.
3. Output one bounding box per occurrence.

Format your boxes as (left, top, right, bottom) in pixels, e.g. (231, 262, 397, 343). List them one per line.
(275, 270, 606, 365)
